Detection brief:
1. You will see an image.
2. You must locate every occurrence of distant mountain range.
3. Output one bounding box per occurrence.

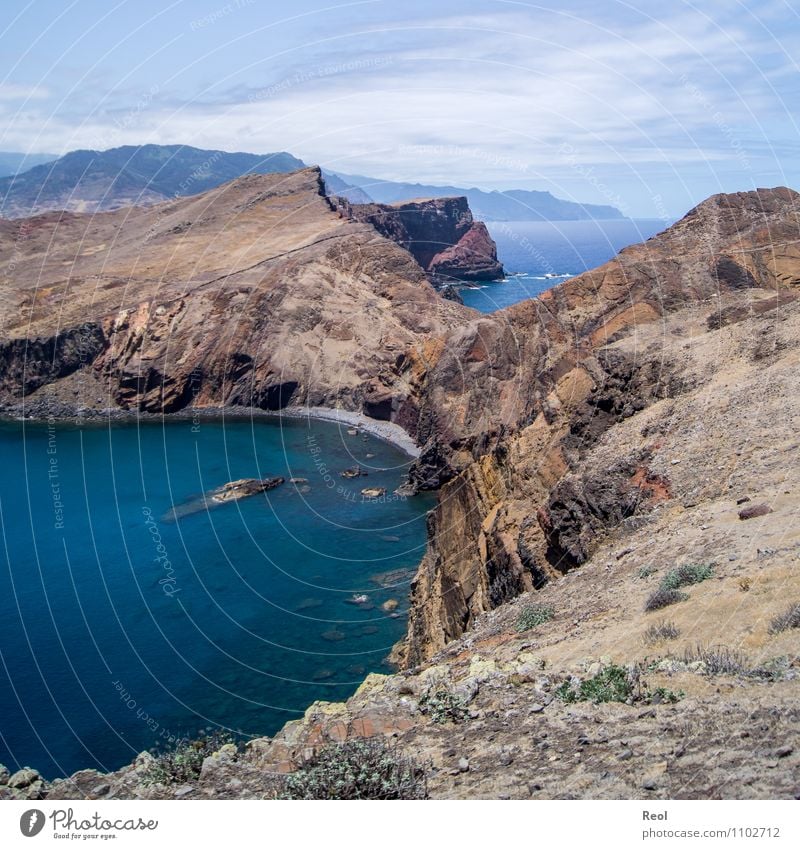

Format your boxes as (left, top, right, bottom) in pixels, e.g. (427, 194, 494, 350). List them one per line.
(0, 145, 307, 217)
(0, 152, 58, 178)
(0, 144, 624, 220)
(331, 172, 623, 220)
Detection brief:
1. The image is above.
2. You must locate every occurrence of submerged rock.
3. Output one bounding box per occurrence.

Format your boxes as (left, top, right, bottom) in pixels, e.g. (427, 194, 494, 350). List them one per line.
(162, 477, 284, 521)
(210, 477, 285, 503)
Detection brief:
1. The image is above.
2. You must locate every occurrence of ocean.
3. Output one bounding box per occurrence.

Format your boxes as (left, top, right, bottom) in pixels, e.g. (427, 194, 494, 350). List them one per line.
(0, 416, 432, 778)
(459, 218, 671, 312)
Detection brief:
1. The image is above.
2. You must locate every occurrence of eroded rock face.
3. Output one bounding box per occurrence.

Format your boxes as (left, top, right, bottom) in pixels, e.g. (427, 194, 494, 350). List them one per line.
(334, 195, 504, 282)
(0, 167, 474, 420)
(399, 186, 800, 664)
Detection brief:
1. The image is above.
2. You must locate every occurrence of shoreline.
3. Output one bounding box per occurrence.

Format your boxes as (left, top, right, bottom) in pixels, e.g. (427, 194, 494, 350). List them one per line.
(0, 402, 421, 458)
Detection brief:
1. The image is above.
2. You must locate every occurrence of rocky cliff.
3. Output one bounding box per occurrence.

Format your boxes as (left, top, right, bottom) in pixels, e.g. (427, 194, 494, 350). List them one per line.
(0, 166, 477, 419)
(398, 187, 800, 664)
(2, 184, 800, 801)
(333, 195, 504, 282)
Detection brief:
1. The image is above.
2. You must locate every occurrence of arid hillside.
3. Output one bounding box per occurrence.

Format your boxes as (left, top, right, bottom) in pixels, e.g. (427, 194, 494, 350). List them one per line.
(1, 185, 798, 801)
(0, 166, 480, 417)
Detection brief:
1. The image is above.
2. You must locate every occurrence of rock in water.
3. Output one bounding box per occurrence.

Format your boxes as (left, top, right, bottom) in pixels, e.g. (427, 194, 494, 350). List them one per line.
(209, 477, 285, 503)
(162, 477, 284, 521)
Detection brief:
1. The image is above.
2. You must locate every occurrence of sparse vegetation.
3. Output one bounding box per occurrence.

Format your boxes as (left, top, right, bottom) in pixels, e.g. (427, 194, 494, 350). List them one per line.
(637, 565, 656, 579)
(419, 686, 468, 724)
(515, 603, 555, 632)
(280, 739, 427, 800)
(768, 603, 800, 634)
(557, 663, 685, 706)
(738, 577, 752, 592)
(556, 664, 634, 704)
(643, 620, 680, 645)
(676, 644, 791, 681)
(683, 644, 750, 676)
(644, 563, 713, 612)
(661, 563, 714, 590)
(648, 686, 685, 704)
(645, 587, 689, 611)
(141, 730, 238, 786)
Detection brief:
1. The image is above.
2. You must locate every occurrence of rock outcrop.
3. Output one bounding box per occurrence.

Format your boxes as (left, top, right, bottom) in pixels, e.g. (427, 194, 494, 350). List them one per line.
(0, 166, 475, 419)
(398, 186, 800, 664)
(333, 195, 504, 282)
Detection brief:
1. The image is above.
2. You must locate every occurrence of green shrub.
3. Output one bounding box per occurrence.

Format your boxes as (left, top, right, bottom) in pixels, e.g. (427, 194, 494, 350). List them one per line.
(637, 565, 656, 579)
(643, 620, 680, 645)
(141, 730, 237, 786)
(647, 686, 685, 704)
(645, 587, 688, 612)
(557, 664, 685, 706)
(768, 603, 800, 635)
(661, 563, 714, 590)
(556, 664, 633, 704)
(418, 687, 468, 724)
(281, 739, 427, 800)
(515, 603, 555, 632)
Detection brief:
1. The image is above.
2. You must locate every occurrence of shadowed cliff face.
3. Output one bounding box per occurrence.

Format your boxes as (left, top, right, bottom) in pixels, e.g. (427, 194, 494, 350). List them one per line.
(399, 186, 800, 664)
(0, 167, 477, 419)
(333, 195, 504, 282)
(1, 176, 798, 670)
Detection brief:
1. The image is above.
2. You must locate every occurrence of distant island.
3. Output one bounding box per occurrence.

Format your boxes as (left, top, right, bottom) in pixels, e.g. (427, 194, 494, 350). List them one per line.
(329, 172, 625, 221)
(0, 144, 624, 220)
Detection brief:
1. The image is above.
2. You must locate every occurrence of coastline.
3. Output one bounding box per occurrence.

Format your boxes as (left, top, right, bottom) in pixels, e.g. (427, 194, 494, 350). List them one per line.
(0, 402, 421, 458)
(278, 406, 420, 458)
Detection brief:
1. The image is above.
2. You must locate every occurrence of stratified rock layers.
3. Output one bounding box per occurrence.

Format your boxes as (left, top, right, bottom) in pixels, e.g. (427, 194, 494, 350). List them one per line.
(333, 195, 504, 281)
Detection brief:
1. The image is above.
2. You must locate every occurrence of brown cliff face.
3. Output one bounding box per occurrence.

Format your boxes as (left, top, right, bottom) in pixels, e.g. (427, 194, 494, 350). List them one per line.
(0, 167, 474, 420)
(2, 175, 798, 675)
(400, 186, 800, 664)
(334, 195, 504, 282)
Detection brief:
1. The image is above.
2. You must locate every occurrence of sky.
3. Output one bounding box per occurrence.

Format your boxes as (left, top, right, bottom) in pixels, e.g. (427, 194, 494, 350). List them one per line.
(0, 0, 798, 216)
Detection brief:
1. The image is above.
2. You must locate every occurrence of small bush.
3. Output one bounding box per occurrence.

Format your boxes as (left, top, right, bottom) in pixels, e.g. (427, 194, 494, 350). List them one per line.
(752, 656, 791, 682)
(556, 664, 685, 706)
(661, 563, 714, 590)
(637, 565, 656, 579)
(768, 603, 800, 635)
(556, 664, 634, 704)
(683, 645, 750, 676)
(515, 603, 555, 632)
(141, 730, 237, 786)
(418, 686, 468, 724)
(280, 739, 427, 800)
(645, 587, 689, 612)
(643, 620, 680, 645)
(648, 686, 685, 704)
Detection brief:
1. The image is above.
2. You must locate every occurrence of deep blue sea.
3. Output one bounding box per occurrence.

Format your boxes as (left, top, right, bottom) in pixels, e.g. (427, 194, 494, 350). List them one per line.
(0, 416, 432, 778)
(459, 218, 671, 312)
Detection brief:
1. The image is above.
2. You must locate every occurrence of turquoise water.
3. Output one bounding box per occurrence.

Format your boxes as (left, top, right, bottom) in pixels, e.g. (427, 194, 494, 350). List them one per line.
(460, 218, 670, 312)
(0, 416, 432, 778)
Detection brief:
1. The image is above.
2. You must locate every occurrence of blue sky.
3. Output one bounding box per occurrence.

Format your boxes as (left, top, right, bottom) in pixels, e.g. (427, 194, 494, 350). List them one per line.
(0, 0, 798, 216)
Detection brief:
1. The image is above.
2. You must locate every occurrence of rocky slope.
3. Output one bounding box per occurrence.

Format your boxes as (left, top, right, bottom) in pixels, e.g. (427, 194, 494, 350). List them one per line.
(399, 187, 800, 664)
(0, 166, 481, 418)
(2, 185, 799, 800)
